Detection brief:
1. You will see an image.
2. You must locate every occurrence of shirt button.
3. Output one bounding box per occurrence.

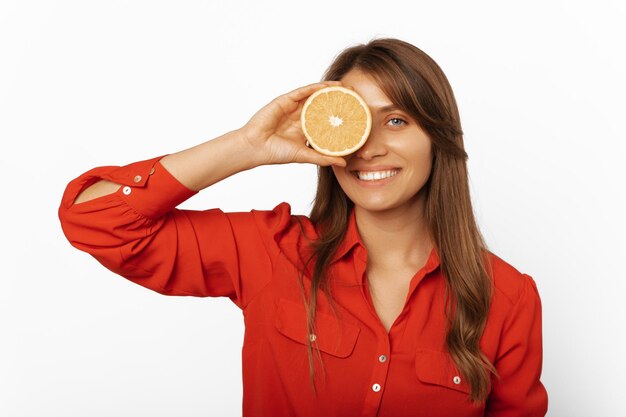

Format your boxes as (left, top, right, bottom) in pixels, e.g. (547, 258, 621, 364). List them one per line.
(308, 334, 317, 342)
(372, 383, 381, 392)
(122, 186, 131, 195)
(453, 376, 461, 385)
(133, 175, 142, 183)
(378, 355, 387, 363)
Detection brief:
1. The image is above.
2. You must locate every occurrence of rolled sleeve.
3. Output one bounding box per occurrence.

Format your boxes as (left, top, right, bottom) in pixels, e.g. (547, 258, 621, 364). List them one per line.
(58, 155, 289, 308)
(59, 154, 197, 219)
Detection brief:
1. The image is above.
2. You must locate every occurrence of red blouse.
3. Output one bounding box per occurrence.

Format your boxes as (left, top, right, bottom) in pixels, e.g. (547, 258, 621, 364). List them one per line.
(58, 155, 548, 417)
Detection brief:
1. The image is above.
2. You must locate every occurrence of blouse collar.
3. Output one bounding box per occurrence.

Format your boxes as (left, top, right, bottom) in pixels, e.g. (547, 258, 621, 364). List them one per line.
(329, 205, 363, 264)
(329, 206, 441, 275)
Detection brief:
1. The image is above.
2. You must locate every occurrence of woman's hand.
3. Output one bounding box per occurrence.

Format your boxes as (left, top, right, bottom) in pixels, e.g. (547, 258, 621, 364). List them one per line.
(238, 81, 347, 167)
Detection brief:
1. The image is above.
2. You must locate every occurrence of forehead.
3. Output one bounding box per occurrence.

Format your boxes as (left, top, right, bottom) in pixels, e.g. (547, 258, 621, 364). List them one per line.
(339, 69, 395, 110)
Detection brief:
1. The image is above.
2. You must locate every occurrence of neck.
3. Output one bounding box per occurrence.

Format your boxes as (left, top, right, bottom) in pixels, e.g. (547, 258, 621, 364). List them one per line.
(354, 196, 432, 269)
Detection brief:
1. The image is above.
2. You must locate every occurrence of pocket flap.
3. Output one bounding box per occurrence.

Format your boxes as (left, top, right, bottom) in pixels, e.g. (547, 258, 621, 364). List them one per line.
(415, 349, 471, 394)
(275, 298, 360, 358)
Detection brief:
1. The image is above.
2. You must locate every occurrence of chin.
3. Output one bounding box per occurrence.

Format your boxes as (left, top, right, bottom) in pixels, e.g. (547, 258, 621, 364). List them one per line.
(352, 199, 398, 213)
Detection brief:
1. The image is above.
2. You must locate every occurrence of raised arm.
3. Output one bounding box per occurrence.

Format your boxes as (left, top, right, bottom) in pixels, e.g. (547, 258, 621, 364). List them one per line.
(74, 81, 346, 204)
(59, 81, 346, 307)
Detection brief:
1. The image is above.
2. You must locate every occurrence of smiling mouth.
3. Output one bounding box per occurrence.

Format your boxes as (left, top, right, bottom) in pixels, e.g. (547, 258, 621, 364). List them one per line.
(352, 169, 401, 181)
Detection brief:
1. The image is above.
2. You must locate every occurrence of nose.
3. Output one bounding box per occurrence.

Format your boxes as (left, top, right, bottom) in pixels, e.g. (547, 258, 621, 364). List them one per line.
(354, 129, 387, 160)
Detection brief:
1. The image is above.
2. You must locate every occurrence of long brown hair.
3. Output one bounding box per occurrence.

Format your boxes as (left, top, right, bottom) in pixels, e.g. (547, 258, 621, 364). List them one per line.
(299, 37, 496, 403)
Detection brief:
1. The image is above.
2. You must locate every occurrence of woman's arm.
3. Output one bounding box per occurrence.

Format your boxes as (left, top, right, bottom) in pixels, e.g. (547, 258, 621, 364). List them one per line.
(486, 274, 549, 416)
(59, 81, 345, 307)
(73, 81, 346, 204)
(73, 129, 259, 204)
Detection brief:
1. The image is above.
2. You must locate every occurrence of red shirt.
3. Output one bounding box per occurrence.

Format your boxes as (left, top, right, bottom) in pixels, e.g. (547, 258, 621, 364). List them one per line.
(58, 155, 548, 417)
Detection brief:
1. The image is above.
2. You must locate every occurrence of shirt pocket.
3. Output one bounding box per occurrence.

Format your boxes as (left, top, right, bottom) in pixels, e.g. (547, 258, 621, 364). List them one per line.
(414, 348, 471, 394)
(274, 297, 360, 358)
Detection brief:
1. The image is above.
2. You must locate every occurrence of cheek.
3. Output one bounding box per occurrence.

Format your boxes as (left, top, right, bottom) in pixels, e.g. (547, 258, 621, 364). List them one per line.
(405, 148, 433, 181)
(412, 141, 432, 168)
(420, 150, 433, 171)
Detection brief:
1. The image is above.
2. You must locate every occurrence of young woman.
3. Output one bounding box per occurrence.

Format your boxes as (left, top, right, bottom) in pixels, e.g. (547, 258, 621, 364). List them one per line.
(59, 38, 548, 416)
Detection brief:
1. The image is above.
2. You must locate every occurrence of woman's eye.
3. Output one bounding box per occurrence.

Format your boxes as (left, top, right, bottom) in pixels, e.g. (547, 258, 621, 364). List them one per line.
(387, 117, 407, 127)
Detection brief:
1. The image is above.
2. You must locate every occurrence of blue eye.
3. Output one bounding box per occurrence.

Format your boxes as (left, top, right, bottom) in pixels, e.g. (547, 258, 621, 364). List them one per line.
(388, 117, 407, 126)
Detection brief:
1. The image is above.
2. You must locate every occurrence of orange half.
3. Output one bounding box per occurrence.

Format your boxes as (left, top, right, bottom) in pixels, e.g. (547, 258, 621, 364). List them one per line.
(301, 86, 372, 156)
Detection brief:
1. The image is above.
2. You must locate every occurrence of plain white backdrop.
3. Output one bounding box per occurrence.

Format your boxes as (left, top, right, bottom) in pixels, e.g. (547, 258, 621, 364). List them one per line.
(1, 0, 625, 416)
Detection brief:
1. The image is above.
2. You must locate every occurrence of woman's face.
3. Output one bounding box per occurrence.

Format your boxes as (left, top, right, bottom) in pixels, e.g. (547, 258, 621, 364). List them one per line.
(331, 69, 433, 214)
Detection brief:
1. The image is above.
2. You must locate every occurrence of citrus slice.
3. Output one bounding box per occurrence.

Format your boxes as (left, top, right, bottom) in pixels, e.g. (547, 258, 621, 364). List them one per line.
(301, 86, 372, 156)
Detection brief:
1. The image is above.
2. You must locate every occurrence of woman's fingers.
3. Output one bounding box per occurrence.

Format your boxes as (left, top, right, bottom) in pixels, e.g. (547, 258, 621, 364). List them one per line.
(296, 147, 346, 167)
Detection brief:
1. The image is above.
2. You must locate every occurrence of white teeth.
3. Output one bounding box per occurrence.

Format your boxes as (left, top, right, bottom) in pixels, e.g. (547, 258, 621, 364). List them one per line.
(355, 169, 400, 181)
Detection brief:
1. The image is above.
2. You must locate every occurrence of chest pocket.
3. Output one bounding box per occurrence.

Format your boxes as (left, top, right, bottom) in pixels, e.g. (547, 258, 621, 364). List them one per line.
(274, 297, 360, 358)
(415, 349, 471, 394)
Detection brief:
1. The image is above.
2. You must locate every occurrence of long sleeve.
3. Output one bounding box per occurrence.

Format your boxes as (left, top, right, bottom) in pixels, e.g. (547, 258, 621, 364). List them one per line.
(486, 274, 549, 416)
(58, 155, 291, 309)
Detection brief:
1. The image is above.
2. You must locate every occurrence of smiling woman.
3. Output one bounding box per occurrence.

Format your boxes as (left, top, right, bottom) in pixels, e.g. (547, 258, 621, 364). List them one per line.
(58, 38, 548, 417)
(331, 69, 433, 213)
(328, 68, 435, 332)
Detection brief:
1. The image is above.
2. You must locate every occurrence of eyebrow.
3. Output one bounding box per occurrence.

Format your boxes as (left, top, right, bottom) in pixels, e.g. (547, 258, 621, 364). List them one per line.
(373, 104, 402, 113)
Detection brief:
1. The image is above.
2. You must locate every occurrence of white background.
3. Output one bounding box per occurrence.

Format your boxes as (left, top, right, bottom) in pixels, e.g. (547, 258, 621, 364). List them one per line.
(1, 0, 625, 416)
